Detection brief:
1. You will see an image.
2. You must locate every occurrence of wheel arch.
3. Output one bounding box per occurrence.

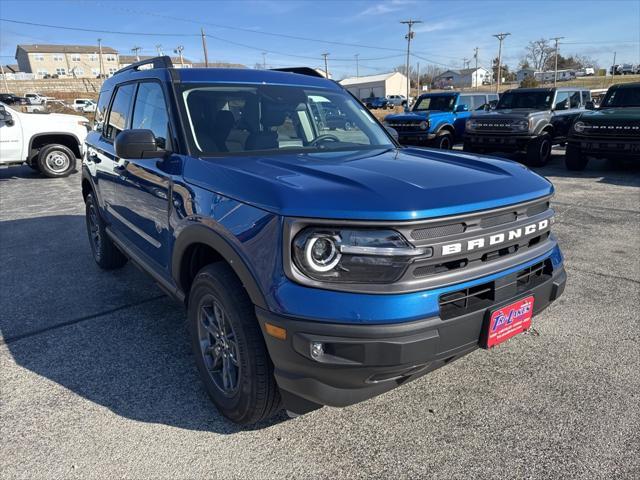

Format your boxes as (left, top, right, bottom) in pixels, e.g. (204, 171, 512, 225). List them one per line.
(29, 132, 82, 163)
(172, 224, 268, 310)
(435, 123, 455, 135)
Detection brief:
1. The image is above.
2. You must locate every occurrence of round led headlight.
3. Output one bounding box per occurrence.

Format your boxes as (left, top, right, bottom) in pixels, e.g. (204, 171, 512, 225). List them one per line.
(419, 121, 428, 130)
(573, 121, 586, 133)
(512, 119, 529, 131)
(304, 235, 341, 272)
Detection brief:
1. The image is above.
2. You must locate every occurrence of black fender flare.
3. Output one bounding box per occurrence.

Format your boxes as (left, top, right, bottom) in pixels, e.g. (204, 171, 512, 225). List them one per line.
(172, 223, 268, 309)
(28, 131, 83, 160)
(434, 123, 455, 135)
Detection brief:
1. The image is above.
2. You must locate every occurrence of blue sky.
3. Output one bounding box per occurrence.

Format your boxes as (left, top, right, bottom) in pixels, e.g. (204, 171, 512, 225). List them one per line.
(0, 0, 638, 78)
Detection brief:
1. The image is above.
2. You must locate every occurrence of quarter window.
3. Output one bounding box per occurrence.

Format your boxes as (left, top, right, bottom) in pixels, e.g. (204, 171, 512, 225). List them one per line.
(569, 91, 581, 108)
(132, 82, 170, 146)
(581, 91, 591, 104)
(105, 83, 135, 140)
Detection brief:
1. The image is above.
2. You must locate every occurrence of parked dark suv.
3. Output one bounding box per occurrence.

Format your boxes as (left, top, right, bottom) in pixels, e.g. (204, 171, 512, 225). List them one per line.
(82, 57, 566, 425)
(565, 82, 640, 170)
(464, 87, 591, 166)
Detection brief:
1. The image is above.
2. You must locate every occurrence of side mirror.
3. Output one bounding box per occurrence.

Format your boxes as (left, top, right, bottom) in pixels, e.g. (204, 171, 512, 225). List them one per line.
(0, 106, 14, 126)
(384, 125, 399, 141)
(455, 104, 469, 112)
(585, 101, 595, 110)
(114, 129, 163, 159)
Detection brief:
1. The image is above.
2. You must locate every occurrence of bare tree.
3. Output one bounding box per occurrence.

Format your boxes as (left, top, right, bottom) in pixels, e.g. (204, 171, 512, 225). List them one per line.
(524, 38, 555, 71)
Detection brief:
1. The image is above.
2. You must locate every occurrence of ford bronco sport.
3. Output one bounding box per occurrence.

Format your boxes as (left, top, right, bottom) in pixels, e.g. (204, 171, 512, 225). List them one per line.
(82, 57, 566, 425)
(384, 92, 499, 149)
(565, 82, 640, 170)
(464, 87, 591, 166)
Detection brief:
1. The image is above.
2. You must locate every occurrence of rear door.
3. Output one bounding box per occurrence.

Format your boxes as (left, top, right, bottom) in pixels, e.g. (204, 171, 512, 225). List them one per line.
(110, 80, 175, 270)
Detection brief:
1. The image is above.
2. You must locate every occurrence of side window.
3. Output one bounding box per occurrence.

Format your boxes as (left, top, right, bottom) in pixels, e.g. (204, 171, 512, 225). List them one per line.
(94, 89, 111, 130)
(105, 83, 135, 140)
(581, 91, 591, 104)
(554, 91, 570, 110)
(458, 95, 472, 110)
(472, 95, 488, 110)
(132, 82, 170, 146)
(569, 91, 581, 109)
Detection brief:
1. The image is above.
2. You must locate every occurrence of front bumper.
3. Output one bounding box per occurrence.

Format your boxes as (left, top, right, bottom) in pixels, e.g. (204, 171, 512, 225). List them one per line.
(398, 132, 436, 144)
(258, 260, 566, 414)
(568, 137, 640, 158)
(465, 133, 537, 151)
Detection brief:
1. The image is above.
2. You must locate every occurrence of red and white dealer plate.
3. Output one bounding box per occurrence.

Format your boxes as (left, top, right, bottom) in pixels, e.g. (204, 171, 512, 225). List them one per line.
(484, 296, 535, 348)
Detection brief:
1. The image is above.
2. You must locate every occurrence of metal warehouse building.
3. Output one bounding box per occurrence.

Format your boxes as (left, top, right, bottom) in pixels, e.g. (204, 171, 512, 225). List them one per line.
(339, 71, 408, 100)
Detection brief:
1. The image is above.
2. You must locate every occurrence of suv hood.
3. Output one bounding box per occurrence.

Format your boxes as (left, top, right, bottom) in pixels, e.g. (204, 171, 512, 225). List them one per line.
(385, 111, 447, 122)
(579, 107, 640, 123)
(185, 148, 553, 221)
(473, 108, 547, 120)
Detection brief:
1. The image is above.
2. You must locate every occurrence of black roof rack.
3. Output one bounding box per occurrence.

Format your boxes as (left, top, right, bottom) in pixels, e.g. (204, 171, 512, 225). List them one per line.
(114, 55, 173, 76)
(270, 67, 325, 78)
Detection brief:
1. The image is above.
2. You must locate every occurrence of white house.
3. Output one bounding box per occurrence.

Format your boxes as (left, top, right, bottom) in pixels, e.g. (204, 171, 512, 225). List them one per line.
(432, 68, 492, 89)
(339, 71, 408, 99)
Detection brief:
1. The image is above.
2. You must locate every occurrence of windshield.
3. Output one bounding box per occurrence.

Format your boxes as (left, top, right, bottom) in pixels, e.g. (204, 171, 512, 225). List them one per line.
(601, 86, 640, 108)
(413, 95, 456, 111)
(181, 84, 394, 155)
(496, 91, 553, 110)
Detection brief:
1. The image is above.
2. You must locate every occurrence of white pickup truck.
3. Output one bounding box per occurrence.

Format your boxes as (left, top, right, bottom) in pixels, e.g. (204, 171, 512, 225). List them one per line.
(0, 101, 89, 177)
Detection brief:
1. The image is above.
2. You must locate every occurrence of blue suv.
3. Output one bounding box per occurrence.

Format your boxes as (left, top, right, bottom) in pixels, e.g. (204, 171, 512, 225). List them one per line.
(82, 57, 566, 425)
(385, 92, 499, 149)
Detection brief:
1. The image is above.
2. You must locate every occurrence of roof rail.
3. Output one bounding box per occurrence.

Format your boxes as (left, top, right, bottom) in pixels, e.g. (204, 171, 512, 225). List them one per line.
(114, 55, 173, 76)
(270, 67, 326, 78)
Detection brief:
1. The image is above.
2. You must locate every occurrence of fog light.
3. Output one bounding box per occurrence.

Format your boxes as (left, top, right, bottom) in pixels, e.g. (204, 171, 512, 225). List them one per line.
(310, 342, 324, 360)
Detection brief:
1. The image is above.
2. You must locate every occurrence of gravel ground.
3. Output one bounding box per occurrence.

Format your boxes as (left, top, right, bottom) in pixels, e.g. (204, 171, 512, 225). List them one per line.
(1, 150, 639, 479)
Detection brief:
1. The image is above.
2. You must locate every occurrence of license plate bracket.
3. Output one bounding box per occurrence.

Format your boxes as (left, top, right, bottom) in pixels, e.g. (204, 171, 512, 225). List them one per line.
(482, 295, 535, 348)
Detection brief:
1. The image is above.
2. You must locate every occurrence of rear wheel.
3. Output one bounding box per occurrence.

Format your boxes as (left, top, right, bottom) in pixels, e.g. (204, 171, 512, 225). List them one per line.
(37, 144, 76, 178)
(188, 263, 282, 425)
(85, 193, 128, 270)
(433, 131, 454, 150)
(524, 133, 552, 167)
(565, 144, 589, 171)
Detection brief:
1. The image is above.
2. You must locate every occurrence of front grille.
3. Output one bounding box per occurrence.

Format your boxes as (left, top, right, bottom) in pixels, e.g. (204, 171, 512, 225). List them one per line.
(527, 202, 549, 217)
(438, 259, 553, 320)
(481, 212, 517, 228)
(387, 121, 424, 132)
(411, 223, 465, 240)
(472, 120, 515, 132)
(580, 124, 640, 137)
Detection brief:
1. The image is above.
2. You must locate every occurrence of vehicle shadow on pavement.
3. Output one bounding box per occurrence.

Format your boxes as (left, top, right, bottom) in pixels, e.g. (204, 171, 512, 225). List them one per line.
(0, 214, 288, 433)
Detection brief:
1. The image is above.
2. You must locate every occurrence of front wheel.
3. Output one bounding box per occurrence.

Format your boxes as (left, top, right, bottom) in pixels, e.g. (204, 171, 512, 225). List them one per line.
(433, 131, 454, 150)
(37, 144, 76, 178)
(565, 144, 589, 171)
(188, 263, 282, 425)
(525, 133, 552, 167)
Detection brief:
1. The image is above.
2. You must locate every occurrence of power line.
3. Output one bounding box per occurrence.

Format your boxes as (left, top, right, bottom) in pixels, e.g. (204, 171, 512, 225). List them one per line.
(0, 18, 197, 36)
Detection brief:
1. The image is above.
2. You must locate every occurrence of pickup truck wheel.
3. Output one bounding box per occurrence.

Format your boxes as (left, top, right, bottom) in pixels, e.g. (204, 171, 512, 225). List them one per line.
(434, 131, 453, 150)
(525, 133, 552, 167)
(38, 144, 76, 178)
(565, 144, 589, 171)
(188, 263, 282, 425)
(85, 193, 128, 270)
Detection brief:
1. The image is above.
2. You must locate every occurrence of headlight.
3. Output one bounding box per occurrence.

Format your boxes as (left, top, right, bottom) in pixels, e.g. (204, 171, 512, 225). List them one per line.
(466, 119, 478, 131)
(573, 121, 586, 133)
(419, 120, 428, 130)
(512, 119, 529, 131)
(292, 228, 431, 283)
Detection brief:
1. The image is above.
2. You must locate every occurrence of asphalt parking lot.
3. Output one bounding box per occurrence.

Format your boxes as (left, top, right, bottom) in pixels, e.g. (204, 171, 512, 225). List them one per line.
(1, 150, 639, 479)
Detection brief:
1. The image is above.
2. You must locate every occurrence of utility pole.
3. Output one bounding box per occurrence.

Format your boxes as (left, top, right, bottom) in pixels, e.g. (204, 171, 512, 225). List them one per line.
(551, 36, 565, 87)
(97, 38, 104, 79)
(401, 19, 422, 102)
(322, 53, 329, 78)
(611, 51, 617, 85)
(474, 47, 479, 90)
(201, 28, 209, 67)
(416, 61, 420, 95)
(0, 63, 9, 92)
(262, 52, 267, 69)
(155, 44, 163, 56)
(174, 45, 185, 67)
(355, 54, 359, 78)
(492, 32, 510, 93)
(463, 57, 469, 69)
(131, 46, 142, 62)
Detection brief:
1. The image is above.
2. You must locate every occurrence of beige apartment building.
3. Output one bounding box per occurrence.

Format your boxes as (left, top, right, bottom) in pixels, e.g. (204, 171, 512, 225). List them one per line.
(15, 44, 119, 78)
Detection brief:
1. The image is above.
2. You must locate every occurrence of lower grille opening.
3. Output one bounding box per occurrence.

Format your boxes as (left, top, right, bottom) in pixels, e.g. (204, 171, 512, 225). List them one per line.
(516, 259, 553, 292)
(439, 282, 495, 320)
(413, 259, 468, 277)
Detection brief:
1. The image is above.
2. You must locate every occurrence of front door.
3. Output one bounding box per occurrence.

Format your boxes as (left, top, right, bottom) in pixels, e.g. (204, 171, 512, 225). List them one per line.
(0, 104, 22, 163)
(111, 81, 175, 271)
(453, 95, 473, 138)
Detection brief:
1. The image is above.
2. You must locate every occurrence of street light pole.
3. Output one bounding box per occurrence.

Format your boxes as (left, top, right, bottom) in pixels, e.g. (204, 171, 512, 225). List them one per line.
(174, 45, 185, 67)
(551, 36, 565, 87)
(474, 47, 479, 90)
(201, 28, 209, 67)
(322, 53, 329, 78)
(492, 32, 511, 93)
(401, 19, 422, 102)
(131, 46, 141, 62)
(262, 52, 267, 69)
(97, 38, 104, 79)
(355, 54, 359, 78)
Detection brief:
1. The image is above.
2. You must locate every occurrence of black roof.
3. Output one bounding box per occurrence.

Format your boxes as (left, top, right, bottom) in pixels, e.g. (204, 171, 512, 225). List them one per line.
(610, 82, 640, 90)
(505, 87, 590, 93)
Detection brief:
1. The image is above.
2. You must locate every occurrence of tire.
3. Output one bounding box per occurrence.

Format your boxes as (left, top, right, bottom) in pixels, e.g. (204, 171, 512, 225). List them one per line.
(433, 131, 454, 150)
(525, 133, 552, 167)
(37, 144, 76, 178)
(188, 263, 282, 425)
(565, 144, 589, 171)
(85, 193, 128, 270)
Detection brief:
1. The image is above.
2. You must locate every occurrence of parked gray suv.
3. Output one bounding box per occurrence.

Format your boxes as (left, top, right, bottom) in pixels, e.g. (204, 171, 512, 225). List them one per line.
(463, 87, 592, 166)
